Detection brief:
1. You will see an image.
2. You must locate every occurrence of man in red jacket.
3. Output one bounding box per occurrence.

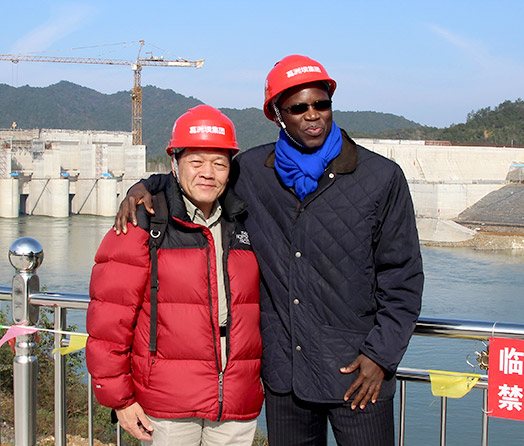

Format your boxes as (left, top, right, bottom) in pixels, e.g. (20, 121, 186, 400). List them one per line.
(86, 105, 263, 445)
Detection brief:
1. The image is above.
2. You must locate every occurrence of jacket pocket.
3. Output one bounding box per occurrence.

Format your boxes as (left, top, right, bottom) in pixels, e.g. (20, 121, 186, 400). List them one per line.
(143, 354, 156, 388)
(319, 325, 368, 401)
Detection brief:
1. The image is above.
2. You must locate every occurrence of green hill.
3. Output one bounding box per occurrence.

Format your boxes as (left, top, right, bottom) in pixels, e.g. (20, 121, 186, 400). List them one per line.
(379, 99, 524, 146)
(0, 81, 203, 157)
(2, 82, 521, 158)
(0, 82, 421, 158)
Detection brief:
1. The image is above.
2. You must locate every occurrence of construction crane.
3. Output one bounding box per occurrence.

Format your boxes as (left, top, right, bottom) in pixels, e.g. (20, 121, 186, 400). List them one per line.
(0, 40, 204, 144)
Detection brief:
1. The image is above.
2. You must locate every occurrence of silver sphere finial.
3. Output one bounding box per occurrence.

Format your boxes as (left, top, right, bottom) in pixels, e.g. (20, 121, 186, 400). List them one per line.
(9, 237, 44, 272)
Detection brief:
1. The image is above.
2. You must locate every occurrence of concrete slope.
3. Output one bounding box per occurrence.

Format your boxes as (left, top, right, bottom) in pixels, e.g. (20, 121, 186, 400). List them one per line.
(417, 218, 475, 243)
(455, 184, 524, 228)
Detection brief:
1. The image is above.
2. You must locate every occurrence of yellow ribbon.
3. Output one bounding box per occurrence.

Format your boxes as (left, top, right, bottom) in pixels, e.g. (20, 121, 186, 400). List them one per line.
(52, 334, 88, 356)
(428, 370, 482, 398)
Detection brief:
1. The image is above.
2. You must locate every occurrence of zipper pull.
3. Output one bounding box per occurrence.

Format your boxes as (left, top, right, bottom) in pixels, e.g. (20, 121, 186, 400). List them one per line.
(218, 371, 224, 403)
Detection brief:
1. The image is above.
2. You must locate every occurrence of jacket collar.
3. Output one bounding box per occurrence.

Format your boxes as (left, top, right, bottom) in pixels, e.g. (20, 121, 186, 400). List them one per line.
(264, 128, 358, 174)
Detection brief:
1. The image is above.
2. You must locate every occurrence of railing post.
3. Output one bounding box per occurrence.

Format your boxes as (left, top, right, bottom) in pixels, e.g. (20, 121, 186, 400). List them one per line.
(398, 379, 406, 446)
(9, 237, 43, 446)
(481, 388, 489, 446)
(440, 396, 447, 446)
(54, 307, 67, 446)
(88, 374, 94, 446)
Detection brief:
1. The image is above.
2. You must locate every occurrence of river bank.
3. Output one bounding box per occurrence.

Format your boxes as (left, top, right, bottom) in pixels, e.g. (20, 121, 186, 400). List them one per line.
(418, 215, 524, 249)
(424, 229, 524, 249)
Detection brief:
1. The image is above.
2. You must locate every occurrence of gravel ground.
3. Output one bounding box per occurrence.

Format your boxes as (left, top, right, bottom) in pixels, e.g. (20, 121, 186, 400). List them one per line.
(1, 424, 114, 446)
(1, 434, 114, 446)
(37, 436, 114, 446)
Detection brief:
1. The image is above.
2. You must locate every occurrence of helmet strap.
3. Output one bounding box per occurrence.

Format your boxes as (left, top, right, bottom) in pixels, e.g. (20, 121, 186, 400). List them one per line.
(272, 103, 305, 149)
(272, 102, 286, 129)
(171, 154, 185, 194)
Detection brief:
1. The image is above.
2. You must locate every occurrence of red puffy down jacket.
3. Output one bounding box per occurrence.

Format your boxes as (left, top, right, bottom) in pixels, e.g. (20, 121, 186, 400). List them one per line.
(86, 178, 264, 421)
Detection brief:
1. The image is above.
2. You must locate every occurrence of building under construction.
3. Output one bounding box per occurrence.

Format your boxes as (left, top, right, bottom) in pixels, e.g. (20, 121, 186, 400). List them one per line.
(0, 128, 146, 217)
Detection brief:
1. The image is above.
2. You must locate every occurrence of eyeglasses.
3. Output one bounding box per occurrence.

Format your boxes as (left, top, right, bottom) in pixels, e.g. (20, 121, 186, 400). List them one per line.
(279, 99, 332, 115)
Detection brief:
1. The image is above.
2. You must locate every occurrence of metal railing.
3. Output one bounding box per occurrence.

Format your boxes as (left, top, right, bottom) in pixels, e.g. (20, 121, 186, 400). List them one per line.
(396, 318, 524, 446)
(2, 236, 524, 446)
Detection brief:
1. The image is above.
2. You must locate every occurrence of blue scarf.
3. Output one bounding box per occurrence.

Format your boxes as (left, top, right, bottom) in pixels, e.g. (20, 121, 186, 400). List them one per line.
(274, 122, 342, 200)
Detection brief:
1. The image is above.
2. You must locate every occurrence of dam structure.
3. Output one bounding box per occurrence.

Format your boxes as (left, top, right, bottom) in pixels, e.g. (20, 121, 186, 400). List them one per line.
(355, 138, 524, 220)
(0, 128, 146, 218)
(1, 129, 524, 222)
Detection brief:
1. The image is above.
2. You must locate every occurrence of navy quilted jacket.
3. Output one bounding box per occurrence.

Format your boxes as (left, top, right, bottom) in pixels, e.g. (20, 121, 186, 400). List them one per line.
(230, 130, 423, 403)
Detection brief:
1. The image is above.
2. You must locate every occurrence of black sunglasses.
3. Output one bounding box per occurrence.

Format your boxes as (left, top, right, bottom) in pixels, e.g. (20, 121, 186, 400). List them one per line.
(280, 99, 332, 115)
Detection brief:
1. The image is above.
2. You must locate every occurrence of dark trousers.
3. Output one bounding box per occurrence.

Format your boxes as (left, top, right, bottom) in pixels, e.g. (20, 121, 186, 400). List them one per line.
(265, 388, 394, 446)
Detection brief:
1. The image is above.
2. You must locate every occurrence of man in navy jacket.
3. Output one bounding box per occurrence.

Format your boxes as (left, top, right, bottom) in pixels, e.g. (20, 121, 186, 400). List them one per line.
(116, 55, 423, 446)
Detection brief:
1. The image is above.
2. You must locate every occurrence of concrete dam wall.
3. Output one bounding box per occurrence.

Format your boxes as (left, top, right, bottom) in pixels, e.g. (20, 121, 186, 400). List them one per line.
(356, 138, 524, 219)
(1, 129, 524, 220)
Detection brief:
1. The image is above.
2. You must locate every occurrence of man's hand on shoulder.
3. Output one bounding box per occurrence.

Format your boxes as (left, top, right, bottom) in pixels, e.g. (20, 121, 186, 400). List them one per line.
(114, 183, 154, 235)
(340, 354, 386, 410)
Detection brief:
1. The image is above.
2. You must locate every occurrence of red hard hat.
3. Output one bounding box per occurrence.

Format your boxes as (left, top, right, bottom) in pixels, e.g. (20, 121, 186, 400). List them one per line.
(263, 55, 337, 120)
(166, 105, 239, 156)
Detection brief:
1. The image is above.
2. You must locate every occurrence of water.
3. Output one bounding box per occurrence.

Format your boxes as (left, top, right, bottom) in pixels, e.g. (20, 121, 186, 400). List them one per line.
(1, 216, 524, 445)
(399, 247, 524, 446)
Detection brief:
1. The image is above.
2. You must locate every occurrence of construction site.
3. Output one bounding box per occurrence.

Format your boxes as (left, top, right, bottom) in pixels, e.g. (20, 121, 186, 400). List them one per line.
(0, 128, 145, 217)
(1, 130, 524, 222)
(0, 40, 204, 218)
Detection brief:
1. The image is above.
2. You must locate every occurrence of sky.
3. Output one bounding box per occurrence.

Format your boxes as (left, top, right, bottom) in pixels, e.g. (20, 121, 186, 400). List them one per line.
(1, 0, 523, 128)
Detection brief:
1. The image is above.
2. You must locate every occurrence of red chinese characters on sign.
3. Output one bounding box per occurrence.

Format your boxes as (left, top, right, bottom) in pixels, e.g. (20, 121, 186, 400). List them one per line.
(488, 337, 524, 420)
